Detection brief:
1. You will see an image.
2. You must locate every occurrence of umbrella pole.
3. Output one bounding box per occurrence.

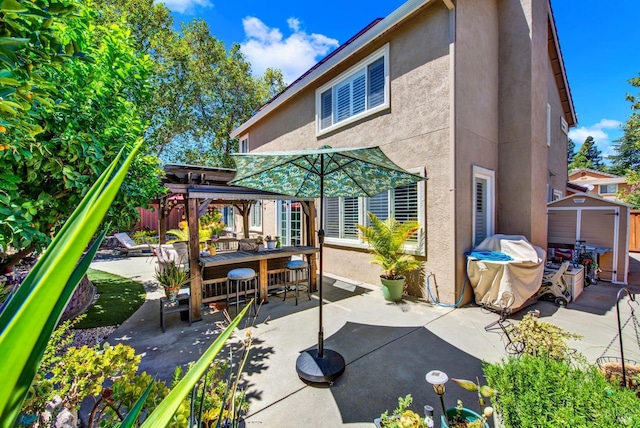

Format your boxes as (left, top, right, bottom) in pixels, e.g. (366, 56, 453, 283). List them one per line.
(295, 158, 345, 385)
(318, 178, 324, 358)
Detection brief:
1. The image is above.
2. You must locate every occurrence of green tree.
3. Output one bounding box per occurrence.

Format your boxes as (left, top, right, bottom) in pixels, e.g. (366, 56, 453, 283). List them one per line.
(98, 0, 287, 167)
(0, 2, 161, 268)
(568, 136, 604, 171)
(607, 133, 640, 176)
(615, 73, 640, 207)
(567, 138, 576, 169)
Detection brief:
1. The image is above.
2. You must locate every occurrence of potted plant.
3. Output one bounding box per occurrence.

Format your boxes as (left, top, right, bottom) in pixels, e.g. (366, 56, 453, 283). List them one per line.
(357, 212, 422, 302)
(155, 259, 190, 302)
(265, 235, 276, 250)
(441, 378, 496, 428)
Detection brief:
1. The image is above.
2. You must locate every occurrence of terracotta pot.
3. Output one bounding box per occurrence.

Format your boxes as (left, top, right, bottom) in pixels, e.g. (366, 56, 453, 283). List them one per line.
(165, 285, 180, 301)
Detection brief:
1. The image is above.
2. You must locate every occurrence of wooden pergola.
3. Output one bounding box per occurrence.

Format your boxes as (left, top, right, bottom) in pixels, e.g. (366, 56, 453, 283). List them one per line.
(160, 163, 317, 320)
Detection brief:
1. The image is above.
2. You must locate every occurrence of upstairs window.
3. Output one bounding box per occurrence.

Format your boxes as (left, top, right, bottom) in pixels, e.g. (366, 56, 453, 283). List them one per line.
(316, 45, 389, 135)
(239, 134, 249, 153)
(600, 184, 617, 194)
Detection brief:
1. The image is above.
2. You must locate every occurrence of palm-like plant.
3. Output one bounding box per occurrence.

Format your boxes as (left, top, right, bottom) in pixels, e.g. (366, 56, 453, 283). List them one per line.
(357, 212, 422, 280)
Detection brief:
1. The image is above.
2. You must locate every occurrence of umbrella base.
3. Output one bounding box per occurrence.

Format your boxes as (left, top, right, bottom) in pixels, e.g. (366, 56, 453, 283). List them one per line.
(296, 348, 345, 385)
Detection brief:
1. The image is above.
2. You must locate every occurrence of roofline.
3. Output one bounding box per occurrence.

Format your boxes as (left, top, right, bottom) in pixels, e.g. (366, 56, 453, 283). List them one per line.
(569, 168, 623, 179)
(548, 0, 577, 127)
(548, 193, 633, 208)
(231, 0, 435, 138)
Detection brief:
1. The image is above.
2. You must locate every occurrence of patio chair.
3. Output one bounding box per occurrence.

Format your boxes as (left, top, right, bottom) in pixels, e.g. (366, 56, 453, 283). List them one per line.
(114, 232, 153, 254)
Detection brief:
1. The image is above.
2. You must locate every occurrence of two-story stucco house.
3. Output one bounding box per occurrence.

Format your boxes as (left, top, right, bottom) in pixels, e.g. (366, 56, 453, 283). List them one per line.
(230, 0, 576, 304)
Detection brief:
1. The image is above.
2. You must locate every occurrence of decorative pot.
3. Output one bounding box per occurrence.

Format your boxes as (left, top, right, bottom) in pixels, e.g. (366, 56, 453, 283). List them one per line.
(165, 285, 181, 302)
(380, 276, 405, 302)
(208, 244, 217, 256)
(266, 241, 276, 250)
(441, 407, 488, 428)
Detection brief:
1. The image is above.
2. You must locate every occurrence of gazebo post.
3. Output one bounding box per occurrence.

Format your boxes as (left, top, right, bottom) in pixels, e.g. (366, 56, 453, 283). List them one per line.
(302, 200, 318, 291)
(188, 196, 203, 321)
(158, 196, 167, 245)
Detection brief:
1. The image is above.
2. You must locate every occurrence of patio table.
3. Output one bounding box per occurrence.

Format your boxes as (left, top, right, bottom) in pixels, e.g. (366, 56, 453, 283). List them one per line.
(199, 246, 319, 303)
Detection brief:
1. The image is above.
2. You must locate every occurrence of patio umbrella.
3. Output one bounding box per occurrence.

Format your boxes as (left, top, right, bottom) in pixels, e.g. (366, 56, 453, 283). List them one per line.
(229, 145, 424, 384)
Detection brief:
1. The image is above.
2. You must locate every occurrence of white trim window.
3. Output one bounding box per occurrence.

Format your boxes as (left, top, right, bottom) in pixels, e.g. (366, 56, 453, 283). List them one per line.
(249, 201, 262, 230)
(239, 134, 249, 153)
(600, 184, 618, 195)
(552, 189, 563, 201)
(323, 168, 425, 254)
(222, 206, 235, 233)
(473, 166, 495, 248)
(316, 44, 389, 135)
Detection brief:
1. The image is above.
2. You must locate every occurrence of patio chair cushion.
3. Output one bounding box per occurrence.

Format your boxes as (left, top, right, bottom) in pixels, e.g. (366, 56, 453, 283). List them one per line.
(286, 260, 308, 270)
(227, 268, 256, 280)
(114, 232, 152, 252)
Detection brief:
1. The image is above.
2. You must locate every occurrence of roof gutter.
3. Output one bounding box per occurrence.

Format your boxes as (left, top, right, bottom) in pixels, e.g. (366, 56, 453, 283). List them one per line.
(231, 0, 434, 138)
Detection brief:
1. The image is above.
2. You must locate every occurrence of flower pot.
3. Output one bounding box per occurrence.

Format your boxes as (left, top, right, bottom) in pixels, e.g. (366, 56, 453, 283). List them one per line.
(266, 241, 276, 250)
(165, 285, 181, 302)
(208, 244, 217, 256)
(441, 407, 488, 428)
(380, 276, 405, 302)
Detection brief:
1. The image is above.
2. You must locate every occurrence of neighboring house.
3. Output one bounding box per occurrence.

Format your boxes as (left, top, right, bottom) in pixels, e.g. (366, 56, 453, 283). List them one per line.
(568, 168, 629, 203)
(230, 0, 576, 304)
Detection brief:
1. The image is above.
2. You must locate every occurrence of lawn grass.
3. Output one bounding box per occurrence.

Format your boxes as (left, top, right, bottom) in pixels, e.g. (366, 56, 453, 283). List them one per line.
(73, 268, 146, 329)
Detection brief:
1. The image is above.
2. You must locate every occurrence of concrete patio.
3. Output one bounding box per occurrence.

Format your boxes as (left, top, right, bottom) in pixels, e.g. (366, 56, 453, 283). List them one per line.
(88, 253, 640, 427)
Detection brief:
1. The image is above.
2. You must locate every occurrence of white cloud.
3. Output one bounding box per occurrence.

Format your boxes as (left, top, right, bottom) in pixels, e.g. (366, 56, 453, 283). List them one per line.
(240, 16, 339, 84)
(569, 118, 623, 158)
(156, 0, 212, 14)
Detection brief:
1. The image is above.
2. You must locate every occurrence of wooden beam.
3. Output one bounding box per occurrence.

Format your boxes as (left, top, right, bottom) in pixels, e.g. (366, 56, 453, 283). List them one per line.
(159, 197, 167, 244)
(307, 200, 318, 291)
(188, 197, 203, 320)
(233, 201, 252, 238)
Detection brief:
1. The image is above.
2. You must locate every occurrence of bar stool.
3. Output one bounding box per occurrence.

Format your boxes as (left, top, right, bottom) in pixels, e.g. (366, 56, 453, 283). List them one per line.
(226, 268, 258, 316)
(283, 259, 311, 305)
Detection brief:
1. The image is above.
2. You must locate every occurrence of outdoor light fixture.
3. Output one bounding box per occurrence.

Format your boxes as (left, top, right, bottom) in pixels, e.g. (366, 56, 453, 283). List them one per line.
(426, 370, 449, 422)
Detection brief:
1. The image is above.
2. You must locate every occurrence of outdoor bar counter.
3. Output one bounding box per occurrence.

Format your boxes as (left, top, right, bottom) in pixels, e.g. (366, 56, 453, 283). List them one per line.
(199, 246, 319, 304)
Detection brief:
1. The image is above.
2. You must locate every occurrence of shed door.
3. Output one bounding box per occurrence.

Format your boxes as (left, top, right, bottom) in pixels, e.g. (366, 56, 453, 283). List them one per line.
(579, 209, 617, 282)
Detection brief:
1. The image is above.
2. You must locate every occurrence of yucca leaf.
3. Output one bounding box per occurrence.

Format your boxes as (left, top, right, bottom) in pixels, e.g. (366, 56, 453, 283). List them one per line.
(140, 303, 250, 427)
(116, 381, 154, 428)
(0, 141, 143, 426)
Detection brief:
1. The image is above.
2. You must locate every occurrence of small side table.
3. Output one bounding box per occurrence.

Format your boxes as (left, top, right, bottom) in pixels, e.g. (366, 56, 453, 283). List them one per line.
(160, 293, 192, 333)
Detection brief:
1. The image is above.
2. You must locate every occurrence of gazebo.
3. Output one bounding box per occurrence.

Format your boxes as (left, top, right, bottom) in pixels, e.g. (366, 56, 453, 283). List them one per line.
(159, 164, 317, 320)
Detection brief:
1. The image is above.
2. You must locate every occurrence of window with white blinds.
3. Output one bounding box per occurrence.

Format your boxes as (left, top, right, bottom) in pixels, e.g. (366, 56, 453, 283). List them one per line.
(473, 167, 495, 248)
(316, 45, 389, 135)
(325, 197, 360, 239)
(249, 201, 262, 229)
(323, 169, 425, 255)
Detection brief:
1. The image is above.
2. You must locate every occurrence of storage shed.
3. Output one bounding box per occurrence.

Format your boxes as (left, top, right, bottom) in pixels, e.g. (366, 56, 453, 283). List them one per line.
(547, 194, 631, 284)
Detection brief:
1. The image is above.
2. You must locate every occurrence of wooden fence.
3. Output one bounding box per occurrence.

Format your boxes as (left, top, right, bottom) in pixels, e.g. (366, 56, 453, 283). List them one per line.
(630, 210, 640, 253)
(133, 204, 183, 232)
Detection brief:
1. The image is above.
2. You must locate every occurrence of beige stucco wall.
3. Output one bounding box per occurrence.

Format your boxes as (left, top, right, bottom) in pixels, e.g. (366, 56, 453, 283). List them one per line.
(496, 0, 554, 250)
(244, 2, 453, 295)
(453, 0, 500, 303)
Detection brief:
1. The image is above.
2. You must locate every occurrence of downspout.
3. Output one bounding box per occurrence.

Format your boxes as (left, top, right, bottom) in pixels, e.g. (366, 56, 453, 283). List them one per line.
(444, 0, 458, 304)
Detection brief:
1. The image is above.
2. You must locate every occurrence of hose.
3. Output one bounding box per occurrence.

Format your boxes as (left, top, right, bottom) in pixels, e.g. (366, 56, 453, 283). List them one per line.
(426, 272, 466, 308)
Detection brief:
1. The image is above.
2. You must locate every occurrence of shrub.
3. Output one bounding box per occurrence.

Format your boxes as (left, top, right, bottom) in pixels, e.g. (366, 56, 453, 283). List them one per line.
(506, 313, 583, 361)
(484, 356, 640, 428)
(131, 230, 158, 245)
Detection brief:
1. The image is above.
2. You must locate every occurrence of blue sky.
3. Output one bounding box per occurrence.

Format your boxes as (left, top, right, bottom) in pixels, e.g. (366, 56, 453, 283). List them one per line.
(164, 0, 640, 159)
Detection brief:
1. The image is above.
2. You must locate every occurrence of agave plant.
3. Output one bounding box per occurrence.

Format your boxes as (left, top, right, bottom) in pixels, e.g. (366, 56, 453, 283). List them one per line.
(0, 142, 249, 428)
(357, 212, 422, 280)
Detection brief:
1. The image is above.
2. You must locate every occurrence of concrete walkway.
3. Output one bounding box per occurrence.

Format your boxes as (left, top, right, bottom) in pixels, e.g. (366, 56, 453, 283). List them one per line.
(89, 253, 640, 427)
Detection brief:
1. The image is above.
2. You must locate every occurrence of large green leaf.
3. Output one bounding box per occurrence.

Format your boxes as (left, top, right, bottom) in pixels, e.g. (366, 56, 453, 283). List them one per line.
(140, 303, 251, 427)
(0, 140, 143, 426)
